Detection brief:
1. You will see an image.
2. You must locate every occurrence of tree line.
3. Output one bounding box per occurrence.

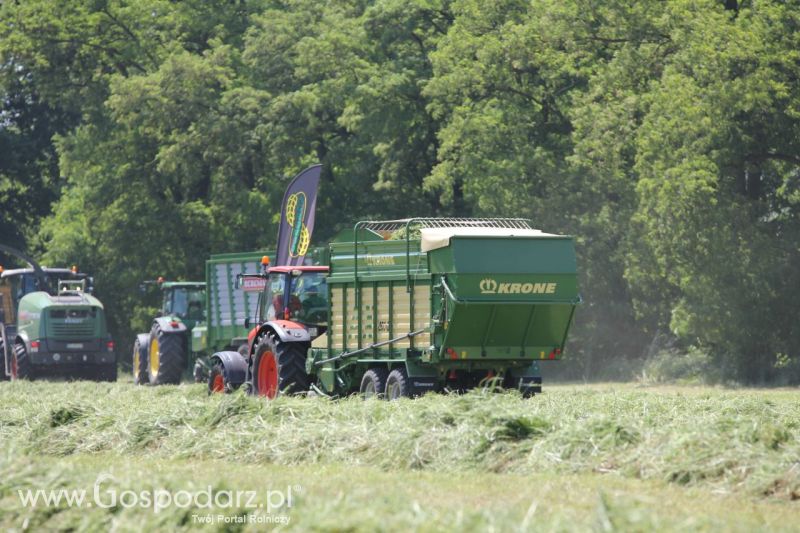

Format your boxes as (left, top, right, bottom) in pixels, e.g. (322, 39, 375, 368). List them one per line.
(2, 0, 798, 383)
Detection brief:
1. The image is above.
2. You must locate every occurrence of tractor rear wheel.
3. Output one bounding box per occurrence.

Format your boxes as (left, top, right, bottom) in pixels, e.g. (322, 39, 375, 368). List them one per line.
(147, 323, 184, 385)
(359, 367, 389, 398)
(12, 341, 33, 380)
(385, 367, 412, 400)
(132, 336, 149, 385)
(251, 333, 309, 398)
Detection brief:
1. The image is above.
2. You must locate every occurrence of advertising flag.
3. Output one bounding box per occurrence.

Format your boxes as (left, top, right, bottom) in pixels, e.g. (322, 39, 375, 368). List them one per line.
(275, 165, 322, 266)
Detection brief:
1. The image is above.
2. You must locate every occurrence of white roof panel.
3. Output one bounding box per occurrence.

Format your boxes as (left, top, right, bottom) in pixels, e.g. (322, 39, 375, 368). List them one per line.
(420, 227, 560, 252)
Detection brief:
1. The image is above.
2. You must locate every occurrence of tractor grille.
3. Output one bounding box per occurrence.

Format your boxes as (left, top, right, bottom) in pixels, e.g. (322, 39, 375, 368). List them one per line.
(50, 322, 95, 339)
(48, 308, 97, 339)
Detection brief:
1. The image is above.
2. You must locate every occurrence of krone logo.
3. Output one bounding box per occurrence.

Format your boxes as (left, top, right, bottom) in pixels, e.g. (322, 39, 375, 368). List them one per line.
(479, 278, 498, 294)
(479, 278, 558, 295)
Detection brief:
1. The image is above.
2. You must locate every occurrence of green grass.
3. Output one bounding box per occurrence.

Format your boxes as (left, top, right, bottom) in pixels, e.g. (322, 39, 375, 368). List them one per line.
(0, 381, 798, 531)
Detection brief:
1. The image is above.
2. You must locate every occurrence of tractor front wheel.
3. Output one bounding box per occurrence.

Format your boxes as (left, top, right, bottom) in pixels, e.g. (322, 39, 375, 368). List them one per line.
(251, 333, 309, 398)
(147, 324, 184, 385)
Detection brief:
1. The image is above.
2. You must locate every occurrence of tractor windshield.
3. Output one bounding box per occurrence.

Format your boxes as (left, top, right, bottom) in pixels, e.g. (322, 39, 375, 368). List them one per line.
(263, 271, 328, 324)
(165, 287, 205, 320)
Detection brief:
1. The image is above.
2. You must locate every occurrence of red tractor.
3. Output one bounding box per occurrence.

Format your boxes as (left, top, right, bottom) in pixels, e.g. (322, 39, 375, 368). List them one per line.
(207, 256, 329, 396)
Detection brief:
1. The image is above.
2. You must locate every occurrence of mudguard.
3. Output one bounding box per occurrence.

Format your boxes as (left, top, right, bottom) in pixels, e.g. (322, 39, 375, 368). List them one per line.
(153, 316, 188, 335)
(261, 320, 311, 344)
(211, 351, 248, 385)
(136, 333, 150, 350)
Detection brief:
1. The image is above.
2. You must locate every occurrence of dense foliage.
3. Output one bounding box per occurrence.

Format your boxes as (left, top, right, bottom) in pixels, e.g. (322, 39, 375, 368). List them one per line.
(2, 0, 799, 382)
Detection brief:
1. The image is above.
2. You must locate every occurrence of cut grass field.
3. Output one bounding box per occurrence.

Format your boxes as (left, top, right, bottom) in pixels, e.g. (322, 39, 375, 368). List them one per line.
(0, 380, 798, 531)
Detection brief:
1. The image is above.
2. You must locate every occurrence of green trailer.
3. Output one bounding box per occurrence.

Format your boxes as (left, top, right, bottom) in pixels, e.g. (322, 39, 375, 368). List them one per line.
(132, 251, 272, 385)
(212, 218, 580, 398)
(194, 251, 276, 357)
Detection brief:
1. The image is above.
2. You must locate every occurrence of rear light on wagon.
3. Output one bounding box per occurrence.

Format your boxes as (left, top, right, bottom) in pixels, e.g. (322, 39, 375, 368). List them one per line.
(30, 341, 40, 352)
(107, 341, 115, 351)
(446, 347, 457, 360)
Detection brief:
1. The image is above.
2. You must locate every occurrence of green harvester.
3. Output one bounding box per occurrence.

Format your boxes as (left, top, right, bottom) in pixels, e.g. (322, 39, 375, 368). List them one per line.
(0, 245, 115, 381)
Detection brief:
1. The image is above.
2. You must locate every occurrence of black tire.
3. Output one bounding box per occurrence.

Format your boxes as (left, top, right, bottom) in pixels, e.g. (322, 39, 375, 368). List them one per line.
(385, 367, 412, 400)
(250, 333, 309, 398)
(132, 336, 149, 385)
(13, 341, 34, 380)
(147, 323, 184, 385)
(359, 367, 389, 398)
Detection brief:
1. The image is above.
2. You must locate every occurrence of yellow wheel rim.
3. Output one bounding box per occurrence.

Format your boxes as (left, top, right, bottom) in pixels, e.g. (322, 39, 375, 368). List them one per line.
(133, 348, 140, 381)
(149, 337, 160, 379)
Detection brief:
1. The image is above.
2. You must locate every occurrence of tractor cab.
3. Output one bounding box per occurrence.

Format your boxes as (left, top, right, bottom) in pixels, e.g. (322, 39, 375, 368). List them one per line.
(258, 266, 329, 326)
(159, 281, 206, 329)
(140, 278, 206, 330)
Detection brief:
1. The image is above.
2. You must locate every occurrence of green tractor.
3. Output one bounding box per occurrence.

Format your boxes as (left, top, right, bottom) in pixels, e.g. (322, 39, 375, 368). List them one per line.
(0, 245, 116, 381)
(133, 279, 206, 385)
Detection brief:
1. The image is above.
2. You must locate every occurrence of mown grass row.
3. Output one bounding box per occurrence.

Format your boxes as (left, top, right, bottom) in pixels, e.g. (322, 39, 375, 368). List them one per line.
(1, 382, 798, 501)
